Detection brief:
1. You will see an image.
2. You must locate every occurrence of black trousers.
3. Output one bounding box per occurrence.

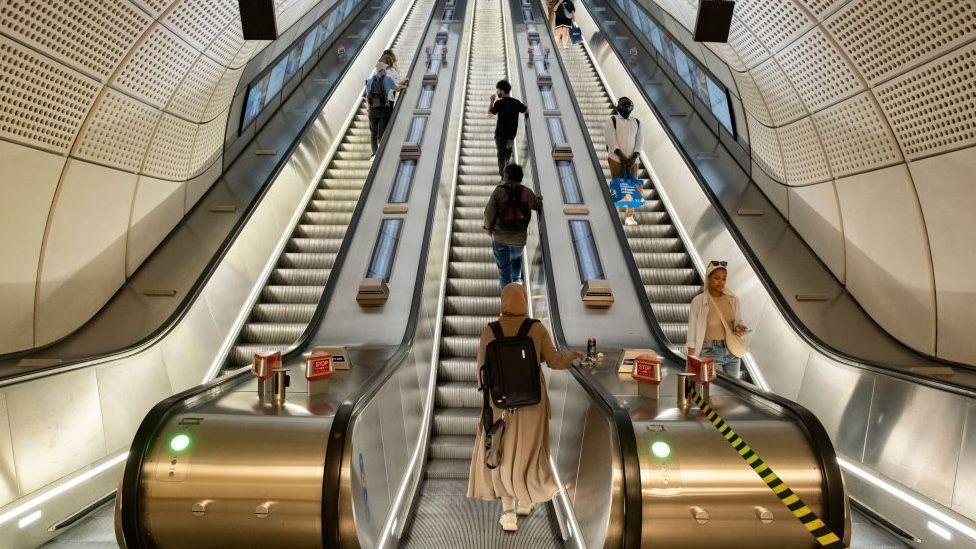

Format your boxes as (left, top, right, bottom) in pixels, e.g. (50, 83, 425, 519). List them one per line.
(369, 106, 392, 154)
(495, 136, 515, 175)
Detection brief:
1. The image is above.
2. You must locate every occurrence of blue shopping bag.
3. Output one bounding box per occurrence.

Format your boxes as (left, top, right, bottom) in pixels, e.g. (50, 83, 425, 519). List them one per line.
(570, 25, 583, 44)
(609, 171, 645, 209)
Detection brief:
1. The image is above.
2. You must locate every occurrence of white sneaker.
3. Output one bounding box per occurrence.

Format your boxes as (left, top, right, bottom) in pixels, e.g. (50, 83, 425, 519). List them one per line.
(516, 502, 533, 516)
(624, 215, 638, 226)
(500, 512, 518, 532)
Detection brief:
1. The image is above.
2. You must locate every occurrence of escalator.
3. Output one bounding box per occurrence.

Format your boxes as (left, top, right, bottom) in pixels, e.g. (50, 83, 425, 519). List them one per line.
(399, 0, 564, 544)
(225, 2, 433, 371)
(558, 44, 699, 349)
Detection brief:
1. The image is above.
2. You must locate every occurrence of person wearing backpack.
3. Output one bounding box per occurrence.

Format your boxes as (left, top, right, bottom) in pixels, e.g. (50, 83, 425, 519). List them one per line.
(604, 96, 644, 225)
(483, 164, 542, 288)
(467, 283, 582, 532)
(550, 0, 575, 49)
(488, 80, 528, 176)
(363, 62, 396, 156)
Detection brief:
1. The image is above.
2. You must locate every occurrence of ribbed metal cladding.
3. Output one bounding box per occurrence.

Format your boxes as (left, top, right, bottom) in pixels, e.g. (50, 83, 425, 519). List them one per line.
(401, 0, 562, 545)
(558, 41, 704, 347)
(221, 2, 433, 371)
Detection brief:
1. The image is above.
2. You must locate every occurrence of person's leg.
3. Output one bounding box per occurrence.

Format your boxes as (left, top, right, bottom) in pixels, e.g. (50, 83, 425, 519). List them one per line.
(376, 107, 390, 142)
(722, 345, 742, 379)
(368, 113, 381, 154)
(502, 139, 514, 173)
(608, 156, 622, 180)
(492, 239, 511, 289)
(509, 245, 524, 284)
(495, 136, 508, 175)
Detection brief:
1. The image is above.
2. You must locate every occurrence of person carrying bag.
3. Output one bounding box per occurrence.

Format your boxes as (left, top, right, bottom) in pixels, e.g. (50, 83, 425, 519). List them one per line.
(604, 97, 644, 225)
(686, 261, 749, 378)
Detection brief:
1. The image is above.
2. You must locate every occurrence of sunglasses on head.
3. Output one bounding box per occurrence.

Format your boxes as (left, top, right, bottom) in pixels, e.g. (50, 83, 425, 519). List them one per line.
(708, 261, 728, 267)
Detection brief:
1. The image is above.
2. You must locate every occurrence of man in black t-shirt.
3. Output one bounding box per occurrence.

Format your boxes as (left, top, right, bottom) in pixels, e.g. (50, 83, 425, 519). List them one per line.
(488, 79, 529, 175)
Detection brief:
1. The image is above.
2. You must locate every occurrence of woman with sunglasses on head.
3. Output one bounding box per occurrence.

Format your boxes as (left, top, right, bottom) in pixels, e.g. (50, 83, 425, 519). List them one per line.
(686, 261, 749, 378)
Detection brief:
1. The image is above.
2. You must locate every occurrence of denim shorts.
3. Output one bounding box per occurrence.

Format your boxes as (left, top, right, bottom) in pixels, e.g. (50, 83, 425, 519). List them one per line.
(701, 339, 741, 379)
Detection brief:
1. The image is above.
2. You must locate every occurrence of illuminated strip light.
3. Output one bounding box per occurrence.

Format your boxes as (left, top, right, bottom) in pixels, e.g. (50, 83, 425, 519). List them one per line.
(837, 458, 976, 542)
(0, 452, 128, 528)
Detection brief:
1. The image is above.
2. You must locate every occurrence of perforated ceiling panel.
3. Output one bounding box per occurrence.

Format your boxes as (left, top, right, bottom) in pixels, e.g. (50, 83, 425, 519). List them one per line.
(168, 55, 224, 122)
(875, 41, 976, 160)
(0, 36, 100, 153)
(825, 0, 976, 85)
(164, 0, 239, 50)
(113, 25, 198, 108)
(75, 89, 161, 171)
(143, 113, 195, 179)
(0, 0, 151, 81)
(647, 0, 976, 363)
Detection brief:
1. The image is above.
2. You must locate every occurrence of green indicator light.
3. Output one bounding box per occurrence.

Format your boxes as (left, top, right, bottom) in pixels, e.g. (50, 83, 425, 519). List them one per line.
(651, 440, 671, 459)
(170, 434, 191, 452)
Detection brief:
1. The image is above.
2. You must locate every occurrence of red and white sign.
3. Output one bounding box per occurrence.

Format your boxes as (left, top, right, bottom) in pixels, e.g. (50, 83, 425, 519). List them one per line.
(631, 353, 661, 384)
(252, 351, 282, 380)
(686, 355, 716, 384)
(306, 352, 334, 381)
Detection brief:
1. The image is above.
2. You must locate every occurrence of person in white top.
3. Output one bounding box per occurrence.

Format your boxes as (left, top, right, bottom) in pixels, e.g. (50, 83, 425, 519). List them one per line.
(603, 97, 643, 225)
(686, 261, 748, 378)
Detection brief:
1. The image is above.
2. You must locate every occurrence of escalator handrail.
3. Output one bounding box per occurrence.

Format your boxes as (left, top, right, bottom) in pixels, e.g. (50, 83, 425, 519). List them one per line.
(509, 3, 643, 546)
(538, 4, 849, 542)
(587, 0, 976, 399)
(0, 0, 389, 381)
(117, 2, 436, 544)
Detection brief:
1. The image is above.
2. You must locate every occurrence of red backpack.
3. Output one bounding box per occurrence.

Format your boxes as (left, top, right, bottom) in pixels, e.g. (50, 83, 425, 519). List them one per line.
(493, 184, 532, 232)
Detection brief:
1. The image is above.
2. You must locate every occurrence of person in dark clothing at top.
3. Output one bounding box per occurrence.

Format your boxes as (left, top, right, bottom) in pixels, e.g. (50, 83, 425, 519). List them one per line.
(550, 0, 575, 49)
(483, 164, 543, 288)
(488, 80, 529, 176)
(364, 62, 397, 157)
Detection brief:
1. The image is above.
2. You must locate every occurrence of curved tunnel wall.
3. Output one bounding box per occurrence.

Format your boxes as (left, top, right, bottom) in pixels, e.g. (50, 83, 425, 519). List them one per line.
(0, 0, 323, 355)
(637, 0, 976, 365)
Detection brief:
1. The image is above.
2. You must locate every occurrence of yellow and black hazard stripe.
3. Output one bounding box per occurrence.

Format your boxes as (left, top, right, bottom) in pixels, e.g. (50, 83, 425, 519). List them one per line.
(686, 386, 846, 548)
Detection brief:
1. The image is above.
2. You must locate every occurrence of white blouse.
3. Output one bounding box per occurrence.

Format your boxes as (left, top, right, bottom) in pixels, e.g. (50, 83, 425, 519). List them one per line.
(686, 290, 743, 355)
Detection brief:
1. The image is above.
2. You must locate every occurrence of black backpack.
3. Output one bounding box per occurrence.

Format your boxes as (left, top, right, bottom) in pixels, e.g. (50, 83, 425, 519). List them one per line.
(479, 319, 542, 468)
(368, 74, 388, 108)
(492, 184, 532, 232)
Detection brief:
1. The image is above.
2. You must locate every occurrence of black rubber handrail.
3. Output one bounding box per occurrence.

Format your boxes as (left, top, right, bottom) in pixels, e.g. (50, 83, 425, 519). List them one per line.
(510, 1, 643, 546)
(0, 0, 389, 380)
(589, 0, 976, 399)
(539, 1, 849, 542)
(117, 1, 436, 543)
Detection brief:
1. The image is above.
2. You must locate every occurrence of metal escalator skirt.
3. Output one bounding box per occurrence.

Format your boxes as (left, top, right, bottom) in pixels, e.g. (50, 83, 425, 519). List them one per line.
(418, 84, 435, 109)
(366, 218, 404, 281)
(568, 219, 605, 282)
(540, 85, 558, 111)
(389, 159, 418, 203)
(555, 159, 583, 204)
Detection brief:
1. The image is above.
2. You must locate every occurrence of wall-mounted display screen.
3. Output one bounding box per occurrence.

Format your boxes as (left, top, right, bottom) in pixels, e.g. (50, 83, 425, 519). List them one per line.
(241, 0, 366, 132)
(612, 0, 737, 137)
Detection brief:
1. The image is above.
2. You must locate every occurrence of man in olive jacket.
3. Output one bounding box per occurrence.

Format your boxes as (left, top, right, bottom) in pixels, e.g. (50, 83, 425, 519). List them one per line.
(483, 164, 543, 288)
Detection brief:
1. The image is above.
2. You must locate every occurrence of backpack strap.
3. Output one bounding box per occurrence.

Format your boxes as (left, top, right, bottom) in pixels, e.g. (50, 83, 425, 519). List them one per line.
(611, 115, 616, 129)
(516, 318, 539, 338)
(488, 321, 505, 340)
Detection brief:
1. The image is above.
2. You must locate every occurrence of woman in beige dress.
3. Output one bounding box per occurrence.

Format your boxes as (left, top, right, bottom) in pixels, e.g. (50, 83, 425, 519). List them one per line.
(467, 283, 581, 532)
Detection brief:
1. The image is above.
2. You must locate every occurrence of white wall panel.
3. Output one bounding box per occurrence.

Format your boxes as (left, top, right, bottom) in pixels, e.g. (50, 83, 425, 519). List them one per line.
(0, 0, 151, 81)
(836, 165, 936, 354)
(777, 117, 832, 185)
(163, 0, 238, 50)
(0, 394, 18, 507)
(874, 41, 976, 161)
(730, 69, 771, 126)
(909, 149, 976, 365)
(113, 24, 198, 108)
(74, 89, 162, 172)
(143, 113, 196, 180)
(0, 36, 101, 154)
(184, 157, 223, 213)
(4, 368, 106, 493)
(745, 115, 786, 181)
(750, 58, 807, 125)
(0, 142, 63, 353)
(206, 21, 246, 66)
(168, 55, 224, 122)
(750, 161, 789, 217)
(191, 110, 229, 175)
(776, 27, 863, 112)
(35, 160, 138, 346)
(812, 93, 902, 177)
(825, 0, 976, 85)
(726, 20, 769, 70)
(160, 301, 222, 392)
(749, 302, 812, 399)
(205, 67, 245, 120)
(126, 176, 186, 276)
(734, 0, 814, 54)
(788, 182, 845, 282)
(96, 346, 173, 452)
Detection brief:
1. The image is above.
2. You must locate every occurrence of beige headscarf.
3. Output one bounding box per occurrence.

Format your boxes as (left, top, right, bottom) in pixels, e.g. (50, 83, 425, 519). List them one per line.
(500, 283, 528, 318)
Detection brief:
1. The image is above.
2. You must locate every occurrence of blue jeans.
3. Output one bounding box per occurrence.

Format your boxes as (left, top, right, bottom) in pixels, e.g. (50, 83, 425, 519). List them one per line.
(492, 240, 524, 288)
(701, 339, 741, 378)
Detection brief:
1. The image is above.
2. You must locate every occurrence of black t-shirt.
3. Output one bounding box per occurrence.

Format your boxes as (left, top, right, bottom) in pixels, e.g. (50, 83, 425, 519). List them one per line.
(491, 96, 528, 139)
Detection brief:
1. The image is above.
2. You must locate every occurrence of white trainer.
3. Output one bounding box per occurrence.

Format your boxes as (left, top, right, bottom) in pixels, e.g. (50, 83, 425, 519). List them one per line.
(516, 502, 533, 516)
(624, 215, 638, 226)
(500, 512, 518, 532)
